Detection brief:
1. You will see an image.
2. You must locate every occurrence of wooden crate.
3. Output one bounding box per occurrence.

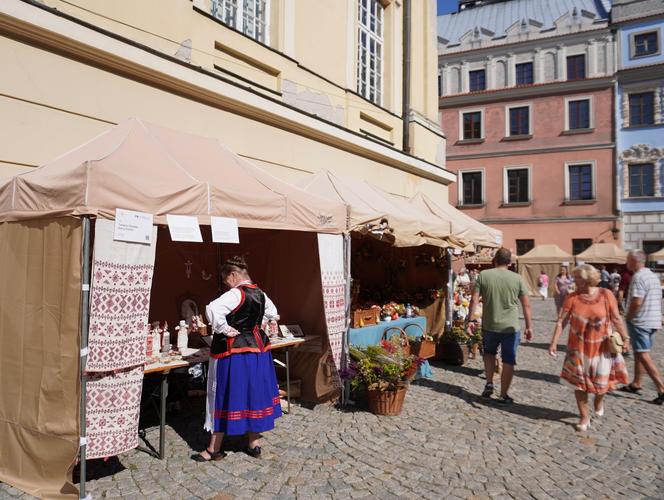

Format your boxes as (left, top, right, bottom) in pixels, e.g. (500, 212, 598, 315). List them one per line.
(352, 308, 380, 328)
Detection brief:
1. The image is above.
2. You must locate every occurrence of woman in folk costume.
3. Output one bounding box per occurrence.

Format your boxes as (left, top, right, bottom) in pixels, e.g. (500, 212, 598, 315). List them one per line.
(192, 256, 281, 461)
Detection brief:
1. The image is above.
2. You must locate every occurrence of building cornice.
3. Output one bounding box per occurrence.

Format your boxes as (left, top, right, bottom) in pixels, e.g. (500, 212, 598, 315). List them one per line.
(0, 0, 455, 184)
(617, 63, 664, 82)
(447, 143, 615, 161)
(439, 77, 614, 108)
(438, 27, 611, 60)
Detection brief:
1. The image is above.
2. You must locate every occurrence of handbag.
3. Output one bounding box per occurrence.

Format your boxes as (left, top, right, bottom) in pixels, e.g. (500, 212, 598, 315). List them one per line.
(603, 290, 624, 355)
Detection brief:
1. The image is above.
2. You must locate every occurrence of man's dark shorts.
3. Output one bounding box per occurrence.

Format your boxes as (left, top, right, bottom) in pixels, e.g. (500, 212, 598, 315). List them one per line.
(483, 331, 521, 365)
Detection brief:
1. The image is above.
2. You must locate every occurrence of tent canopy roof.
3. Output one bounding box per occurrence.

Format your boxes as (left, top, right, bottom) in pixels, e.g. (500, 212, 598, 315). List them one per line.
(0, 118, 346, 233)
(298, 170, 451, 247)
(576, 243, 627, 264)
(518, 244, 573, 263)
(647, 248, 664, 262)
(409, 192, 502, 249)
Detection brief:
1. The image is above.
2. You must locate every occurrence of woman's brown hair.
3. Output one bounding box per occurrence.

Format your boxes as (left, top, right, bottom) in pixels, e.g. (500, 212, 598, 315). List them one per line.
(221, 256, 250, 280)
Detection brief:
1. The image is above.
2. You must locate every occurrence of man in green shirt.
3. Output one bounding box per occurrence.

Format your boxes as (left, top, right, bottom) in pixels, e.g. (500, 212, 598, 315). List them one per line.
(467, 248, 533, 404)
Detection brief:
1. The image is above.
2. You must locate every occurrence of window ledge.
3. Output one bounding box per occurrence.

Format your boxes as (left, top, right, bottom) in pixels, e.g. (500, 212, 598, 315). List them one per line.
(562, 199, 597, 206)
(561, 128, 594, 135)
(625, 124, 662, 129)
(456, 138, 485, 145)
(457, 203, 486, 209)
(501, 134, 532, 142)
(626, 195, 659, 200)
(500, 202, 532, 208)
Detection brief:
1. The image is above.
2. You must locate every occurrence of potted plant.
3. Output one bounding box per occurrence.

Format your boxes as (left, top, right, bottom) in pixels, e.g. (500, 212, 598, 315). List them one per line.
(438, 325, 470, 365)
(343, 340, 422, 416)
(467, 322, 483, 359)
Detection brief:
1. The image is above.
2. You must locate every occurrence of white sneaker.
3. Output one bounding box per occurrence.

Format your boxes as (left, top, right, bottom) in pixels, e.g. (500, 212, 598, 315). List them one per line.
(575, 421, 591, 432)
(595, 405, 604, 417)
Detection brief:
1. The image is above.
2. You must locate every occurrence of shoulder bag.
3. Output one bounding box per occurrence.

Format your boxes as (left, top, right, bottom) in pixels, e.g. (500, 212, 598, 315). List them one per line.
(604, 290, 624, 355)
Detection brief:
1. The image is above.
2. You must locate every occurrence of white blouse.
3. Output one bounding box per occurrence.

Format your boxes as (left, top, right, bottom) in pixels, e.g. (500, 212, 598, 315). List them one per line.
(205, 281, 279, 335)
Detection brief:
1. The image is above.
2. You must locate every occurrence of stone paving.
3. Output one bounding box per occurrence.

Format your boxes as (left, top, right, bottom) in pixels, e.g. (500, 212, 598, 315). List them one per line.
(2, 298, 664, 499)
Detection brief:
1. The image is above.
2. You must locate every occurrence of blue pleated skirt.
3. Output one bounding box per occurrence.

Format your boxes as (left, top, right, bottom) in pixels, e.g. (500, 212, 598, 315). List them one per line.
(205, 351, 282, 435)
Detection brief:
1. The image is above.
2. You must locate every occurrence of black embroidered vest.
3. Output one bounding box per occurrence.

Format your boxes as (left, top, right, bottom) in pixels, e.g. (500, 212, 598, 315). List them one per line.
(210, 284, 271, 359)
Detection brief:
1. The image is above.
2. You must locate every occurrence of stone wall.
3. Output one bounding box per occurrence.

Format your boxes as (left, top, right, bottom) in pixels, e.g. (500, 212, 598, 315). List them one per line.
(622, 212, 664, 250)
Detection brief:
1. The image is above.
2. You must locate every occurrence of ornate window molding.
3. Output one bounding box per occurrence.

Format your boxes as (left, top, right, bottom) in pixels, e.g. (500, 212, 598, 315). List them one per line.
(619, 144, 664, 198)
(621, 82, 664, 128)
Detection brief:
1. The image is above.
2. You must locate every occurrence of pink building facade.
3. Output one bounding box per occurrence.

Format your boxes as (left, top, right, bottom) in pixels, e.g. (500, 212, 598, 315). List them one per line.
(437, 1, 618, 256)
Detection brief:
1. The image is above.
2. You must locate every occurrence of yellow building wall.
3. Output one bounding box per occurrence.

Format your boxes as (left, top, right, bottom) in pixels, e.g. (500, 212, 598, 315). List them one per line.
(0, 35, 449, 203)
(32, 0, 444, 163)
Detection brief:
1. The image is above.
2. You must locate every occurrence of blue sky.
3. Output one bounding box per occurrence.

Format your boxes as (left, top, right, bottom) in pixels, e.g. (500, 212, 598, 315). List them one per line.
(437, 0, 457, 15)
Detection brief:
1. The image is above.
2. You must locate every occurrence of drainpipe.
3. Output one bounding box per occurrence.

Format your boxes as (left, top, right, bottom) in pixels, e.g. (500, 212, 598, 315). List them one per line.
(402, 0, 411, 153)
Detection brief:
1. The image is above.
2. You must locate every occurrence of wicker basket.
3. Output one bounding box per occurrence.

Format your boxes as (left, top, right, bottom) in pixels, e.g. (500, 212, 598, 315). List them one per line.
(382, 326, 410, 356)
(367, 386, 407, 416)
(405, 322, 436, 359)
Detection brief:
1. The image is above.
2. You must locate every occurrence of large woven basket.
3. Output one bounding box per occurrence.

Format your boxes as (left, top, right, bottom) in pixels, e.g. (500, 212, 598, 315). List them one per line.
(367, 387, 407, 416)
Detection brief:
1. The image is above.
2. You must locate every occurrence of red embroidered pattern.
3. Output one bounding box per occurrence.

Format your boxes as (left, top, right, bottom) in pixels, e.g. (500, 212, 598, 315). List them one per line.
(321, 270, 346, 382)
(214, 397, 281, 421)
(87, 260, 154, 372)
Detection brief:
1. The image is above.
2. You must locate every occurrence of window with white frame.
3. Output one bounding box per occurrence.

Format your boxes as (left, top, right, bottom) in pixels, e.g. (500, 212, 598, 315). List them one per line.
(565, 162, 595, 201)
(459, 109, 484, 140)
(503, 166, 530, 204)
(357, 0, 384, 105)
(211, 0, 269, 44)
(459, 170, 484, 206)
(565, 97, 592, 130)
(505, 104, 531, 137)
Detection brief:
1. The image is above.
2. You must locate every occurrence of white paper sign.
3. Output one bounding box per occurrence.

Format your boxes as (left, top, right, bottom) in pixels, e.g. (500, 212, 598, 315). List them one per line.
(166, 214, 203, 242)
(279, 324, 304, 338)
(211, 216, 240, 243)
(114, 208, 154, 244)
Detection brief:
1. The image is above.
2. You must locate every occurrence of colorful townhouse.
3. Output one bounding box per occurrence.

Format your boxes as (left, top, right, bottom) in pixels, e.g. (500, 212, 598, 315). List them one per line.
(613, 0, 664, 255)
(438, 0, 619, 256)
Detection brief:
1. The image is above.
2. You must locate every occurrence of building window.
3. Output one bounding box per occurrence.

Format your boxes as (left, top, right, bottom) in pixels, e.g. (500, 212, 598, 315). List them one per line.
(509, 106, 530, 136)
(568, 99, 591, 130)
(461, 171, 483, 205)
(357, 0, 384, 105)
(469, 70, 486, 91)
(629, 92, 655, 126)
(631, 30, 660, 58)
(572, 238, 593, 255)
(629, 163, 655, 197)
(568, 164, 594, 201)
(211, 0, 269, 43)
(462, 111, 483, 139)
(515, 62, 533, 85)
(566, 54, 585, 81)
(505, 168, 530, 203)
(516, 239, 535, 256)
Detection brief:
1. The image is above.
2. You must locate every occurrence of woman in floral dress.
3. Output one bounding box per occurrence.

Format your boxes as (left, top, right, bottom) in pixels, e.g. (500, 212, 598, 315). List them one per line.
(549, 264, 630, 431)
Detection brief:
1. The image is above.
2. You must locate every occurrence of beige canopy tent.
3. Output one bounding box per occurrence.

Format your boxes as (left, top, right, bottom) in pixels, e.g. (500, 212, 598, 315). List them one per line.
(409, 192, 502, 249)
(648, 248, 664, 262)
(518, 244, 573, 296)
(297, 169, 451, 247)
(0, 119, 348, 498)
(576, 243, 627, 265)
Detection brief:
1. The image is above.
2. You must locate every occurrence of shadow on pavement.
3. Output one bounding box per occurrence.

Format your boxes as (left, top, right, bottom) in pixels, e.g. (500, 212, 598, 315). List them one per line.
(515, 369, 562, 385)
(520, 342, 568, 353)
(417, 378, 578, 424)
(73, 457, 126, 484)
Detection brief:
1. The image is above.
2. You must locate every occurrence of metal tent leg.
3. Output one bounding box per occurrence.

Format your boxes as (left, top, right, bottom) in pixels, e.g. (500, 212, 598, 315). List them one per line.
(78, 216, 92, 499)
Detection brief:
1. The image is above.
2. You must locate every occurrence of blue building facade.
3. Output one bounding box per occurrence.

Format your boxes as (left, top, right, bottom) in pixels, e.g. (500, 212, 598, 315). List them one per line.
(614, 0, 664, 253)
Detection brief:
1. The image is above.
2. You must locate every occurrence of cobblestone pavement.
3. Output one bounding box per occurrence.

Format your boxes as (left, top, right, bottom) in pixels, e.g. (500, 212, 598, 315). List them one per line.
(2, 299, 664, 499)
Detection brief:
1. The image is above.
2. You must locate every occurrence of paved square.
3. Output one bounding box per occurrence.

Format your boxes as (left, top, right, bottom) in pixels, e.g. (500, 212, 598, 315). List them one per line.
(2, 299, 663, 499)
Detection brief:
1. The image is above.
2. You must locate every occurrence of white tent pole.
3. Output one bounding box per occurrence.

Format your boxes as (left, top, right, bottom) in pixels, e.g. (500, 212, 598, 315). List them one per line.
(445, 248, 453, 336)
(78, 216, 92, 499)
(341, 232, 352, 407)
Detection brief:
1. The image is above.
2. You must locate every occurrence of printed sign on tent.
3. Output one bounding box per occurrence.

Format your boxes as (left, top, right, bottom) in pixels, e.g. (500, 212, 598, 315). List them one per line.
(114, 208, 154, 244)
(166, 214, 203, 242)
(211, 216, 240, 243)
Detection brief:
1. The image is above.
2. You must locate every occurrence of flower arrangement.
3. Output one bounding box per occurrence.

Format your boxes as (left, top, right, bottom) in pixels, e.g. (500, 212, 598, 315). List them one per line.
(343, 342, 423, 393)
(380, 301, 420, 321)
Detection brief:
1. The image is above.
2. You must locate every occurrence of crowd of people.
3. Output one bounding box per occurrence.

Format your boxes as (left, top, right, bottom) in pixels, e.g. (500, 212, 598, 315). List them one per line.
(467, 248, 664, 431)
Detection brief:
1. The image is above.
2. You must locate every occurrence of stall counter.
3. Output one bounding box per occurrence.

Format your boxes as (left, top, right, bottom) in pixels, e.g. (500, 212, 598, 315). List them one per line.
(348, 316, 426, 347)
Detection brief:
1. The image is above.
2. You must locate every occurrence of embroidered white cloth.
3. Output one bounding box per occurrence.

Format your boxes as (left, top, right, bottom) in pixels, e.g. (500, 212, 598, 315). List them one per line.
(317, 234, 346, 379)
(87, 219, 158, 372)
(85, 366, 144, 459)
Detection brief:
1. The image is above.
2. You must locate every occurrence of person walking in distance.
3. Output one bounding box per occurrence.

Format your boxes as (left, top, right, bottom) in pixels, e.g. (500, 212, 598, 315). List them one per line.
(620, 250, 664, 404)
(467, 248, 533, 404)
(538, 271, 549, 300)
